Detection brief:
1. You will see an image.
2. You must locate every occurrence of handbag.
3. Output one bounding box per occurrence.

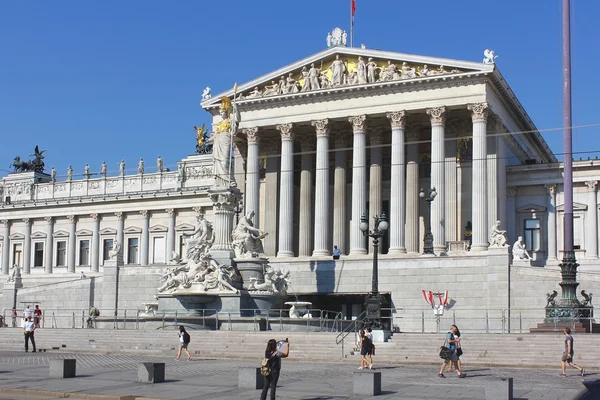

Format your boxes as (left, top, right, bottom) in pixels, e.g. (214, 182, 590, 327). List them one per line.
(457, 347, 463, 357)
(439, 336, 453, 359)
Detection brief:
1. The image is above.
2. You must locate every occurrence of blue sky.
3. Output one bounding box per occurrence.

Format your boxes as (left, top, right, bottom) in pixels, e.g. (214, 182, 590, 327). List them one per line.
(0, 1, 598, 178)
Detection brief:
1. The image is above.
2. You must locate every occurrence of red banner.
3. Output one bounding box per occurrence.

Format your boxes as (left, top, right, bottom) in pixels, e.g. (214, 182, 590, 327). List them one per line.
(351, 0, 356, 16)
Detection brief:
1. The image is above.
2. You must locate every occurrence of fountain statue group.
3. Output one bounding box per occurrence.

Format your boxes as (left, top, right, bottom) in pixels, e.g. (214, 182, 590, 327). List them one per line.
(158, 211, 289, 295)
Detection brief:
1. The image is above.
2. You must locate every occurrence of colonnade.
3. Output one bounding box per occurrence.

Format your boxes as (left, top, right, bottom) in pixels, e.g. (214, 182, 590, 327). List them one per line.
(0, 209, 179, 274)
(242, 103, 493, 257)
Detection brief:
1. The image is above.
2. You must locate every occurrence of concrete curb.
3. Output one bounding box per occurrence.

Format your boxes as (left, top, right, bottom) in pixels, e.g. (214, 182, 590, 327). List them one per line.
(0, 388, 164, 400)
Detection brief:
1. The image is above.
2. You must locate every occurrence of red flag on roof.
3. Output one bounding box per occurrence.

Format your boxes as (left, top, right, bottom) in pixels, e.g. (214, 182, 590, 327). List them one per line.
(352, 0, 356, 16)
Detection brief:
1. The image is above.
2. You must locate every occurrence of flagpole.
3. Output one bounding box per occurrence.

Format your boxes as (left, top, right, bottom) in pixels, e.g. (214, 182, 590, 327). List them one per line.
(350, 0, 354, 47)
(227, 85, 238, 186)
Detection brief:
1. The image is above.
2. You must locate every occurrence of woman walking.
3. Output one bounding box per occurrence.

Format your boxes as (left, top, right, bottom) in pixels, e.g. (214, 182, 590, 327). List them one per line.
(175, 326, 192, 361)
(439, 325, 466, 378)
(358, 330, 373, 370)
(366, 327, 375, 369)
(261, 338, 290, 400)
(445, 326, 462, 373)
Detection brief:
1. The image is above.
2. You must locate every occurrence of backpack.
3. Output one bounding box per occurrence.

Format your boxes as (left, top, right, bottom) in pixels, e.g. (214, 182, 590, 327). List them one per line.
(260, 357, 271, 377)
(183, 332, 190, 344)
(93, 308, 100, 317)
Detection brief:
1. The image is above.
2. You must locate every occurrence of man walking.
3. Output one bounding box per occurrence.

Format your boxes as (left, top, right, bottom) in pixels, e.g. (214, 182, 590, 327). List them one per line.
(33, 305, 42, 328)
(561, 327, 584, 377)
(24, 317, 36, 353)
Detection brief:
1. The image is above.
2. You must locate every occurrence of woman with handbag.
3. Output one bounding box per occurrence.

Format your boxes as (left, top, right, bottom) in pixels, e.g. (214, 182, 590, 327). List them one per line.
(446, 326, 462, 373)
(438, 325, 466, 378)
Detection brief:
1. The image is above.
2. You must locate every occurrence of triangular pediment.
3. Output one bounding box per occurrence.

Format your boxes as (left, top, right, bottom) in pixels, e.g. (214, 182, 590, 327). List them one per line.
(9, 233, 24, 240)
(99, 227, 117, 235)
(557, 202, 588, 212)
(149, 224, 168, 233)
(76, 229, 93, 236)
(52, 230, 69, 238)
(202, 46, 493, 109)
(516, 204, 547, 213)
(124, 226, 142, 234)
(31, 231, 47, 239)
(175, 223, 194, 232)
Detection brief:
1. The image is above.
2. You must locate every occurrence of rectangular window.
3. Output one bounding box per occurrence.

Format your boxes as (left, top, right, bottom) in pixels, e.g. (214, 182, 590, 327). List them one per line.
(103, 239, 114, 261)
(56, 241, 67, 266)
(179, 235, 186, 260)
(574, 215, 583, 250)
(524, 219, 540, 251)
(13, 243, 23, 267)
(79, 240, 90, 265)
(127, 238, 139, 264)
(34, 242, 44, 267)
(152, 236, 166, 264)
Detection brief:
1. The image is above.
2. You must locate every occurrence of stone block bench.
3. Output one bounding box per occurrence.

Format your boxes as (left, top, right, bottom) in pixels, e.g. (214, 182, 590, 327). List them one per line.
(353, 370, 381, 396)
(238, 367, 264, 389)
(485, 377, 513, 400)
(49, 359, 76, 379)
(137, 362, 165, 383)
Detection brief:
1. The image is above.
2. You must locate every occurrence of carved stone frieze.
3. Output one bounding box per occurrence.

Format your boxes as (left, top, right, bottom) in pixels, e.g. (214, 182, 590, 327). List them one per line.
(185, 166, 213, 179)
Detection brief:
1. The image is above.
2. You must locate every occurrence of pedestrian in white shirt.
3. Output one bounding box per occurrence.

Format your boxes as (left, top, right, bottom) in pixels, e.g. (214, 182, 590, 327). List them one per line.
(24, 317, 36, 353)
(23, 306, 32, 329)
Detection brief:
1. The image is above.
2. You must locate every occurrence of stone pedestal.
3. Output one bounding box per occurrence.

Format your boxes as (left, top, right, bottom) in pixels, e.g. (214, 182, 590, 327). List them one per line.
(101, 258, 122, 315)
(353, 371, 381, 396)
(238, 368, 264, 389)
(49, 359, 77, 379)
(209, 186, 242, 265)
(236, 258, 268, 287)
(138, 362, 165, 383)
(2, 280, 22, 315)
(484, 377, 513, 400)
(370, 329, 391, 343)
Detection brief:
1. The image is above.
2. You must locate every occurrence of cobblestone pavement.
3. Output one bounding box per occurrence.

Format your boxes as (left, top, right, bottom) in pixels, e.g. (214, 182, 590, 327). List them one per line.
(0, 351, 593, 399)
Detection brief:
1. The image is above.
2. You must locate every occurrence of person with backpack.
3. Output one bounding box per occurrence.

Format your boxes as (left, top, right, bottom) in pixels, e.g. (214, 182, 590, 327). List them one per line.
(358, 330, 373, 369)
(175, 326, 192, 361)
(260, 338, 290, 400)
(366, 327, 375, 369)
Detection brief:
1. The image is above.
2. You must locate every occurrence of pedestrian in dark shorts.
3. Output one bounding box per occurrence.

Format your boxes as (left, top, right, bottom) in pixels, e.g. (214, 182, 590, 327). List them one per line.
(175, 326, 192, 361)
(358, 330, 372, 369)
(561, 327, 584, 377)
(439, 324, 466, 378)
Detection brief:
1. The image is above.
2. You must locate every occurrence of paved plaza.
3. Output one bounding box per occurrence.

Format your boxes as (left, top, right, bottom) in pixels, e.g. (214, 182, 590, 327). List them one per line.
(0, 351, 593, 400)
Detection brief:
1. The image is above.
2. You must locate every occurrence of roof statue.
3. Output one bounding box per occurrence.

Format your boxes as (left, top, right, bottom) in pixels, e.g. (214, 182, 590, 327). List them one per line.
(483, 49, 498, 64)
(202, 87, 212, 100)
(194, 123, 213, 154)
(10, 145, 46, 173)
(327, 28, 346, 48)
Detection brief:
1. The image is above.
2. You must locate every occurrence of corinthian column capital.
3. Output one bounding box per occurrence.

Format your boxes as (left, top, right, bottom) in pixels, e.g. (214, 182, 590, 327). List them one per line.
(349, 115, 367, 132)
(386, 111, 406, 130)
(586, 181, 598, 192)
(468, 102, 489, 123)
(311, 119, 330, 137)
(242, 127, 260, 144)
(545, 184, 557, 195)
(276, 123, 294, 141)
(426, 106, 446, 126)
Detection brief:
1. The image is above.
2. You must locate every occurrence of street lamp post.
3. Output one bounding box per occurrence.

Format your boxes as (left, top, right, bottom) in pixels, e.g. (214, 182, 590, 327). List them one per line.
(359, 213, 389, 328)
(419, 187, 437, 256)
(233, 197, 244, 225)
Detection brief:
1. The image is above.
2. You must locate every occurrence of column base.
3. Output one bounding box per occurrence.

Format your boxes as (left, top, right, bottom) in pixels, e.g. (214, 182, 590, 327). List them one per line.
(349, 249, 368, 256)
(433, 245, 447, 256)
(470, 244, 489, 253)
(277, 251, 295, 258)
(387, 248, 407, 256)
(420, 253, 436, 258)
(312, 249, 330, 257)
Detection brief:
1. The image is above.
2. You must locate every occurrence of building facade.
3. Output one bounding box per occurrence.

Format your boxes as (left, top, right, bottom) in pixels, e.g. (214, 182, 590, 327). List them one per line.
(1, 42, 598, 331)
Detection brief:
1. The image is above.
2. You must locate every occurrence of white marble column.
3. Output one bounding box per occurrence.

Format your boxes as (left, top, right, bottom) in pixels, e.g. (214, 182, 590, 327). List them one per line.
(368, 126, 383, 254)
(166, 208, 176, 261)
(405, 127, 420, 254)
(22, 219, 31, 274)
(298, 138, 314, 256)
(468, 103, 489, 252)
(277, 123, 295, 257)
(496, 125, 508, 228)
(243, 127, 260, 227)
(444, 122, 458, 242)
(90, 214, 100, 272)
(312, 119, 331, 256)
(349, 115, 368, 256)
(44, 217, 54, 273)
(1, 220, 9, 275)
(263, 143, 280, 256)
(487, 132, 498, 232)
(586, 181, 598, 259)
(67, 215, 76, 273)
(386, 111, 406, 255)
(140, 210, 149, 265)
(427, 107, 447, 255)
(333, 132, 348, 255)
(545, 185, 557, 261)
(115, 212, 124, 262)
